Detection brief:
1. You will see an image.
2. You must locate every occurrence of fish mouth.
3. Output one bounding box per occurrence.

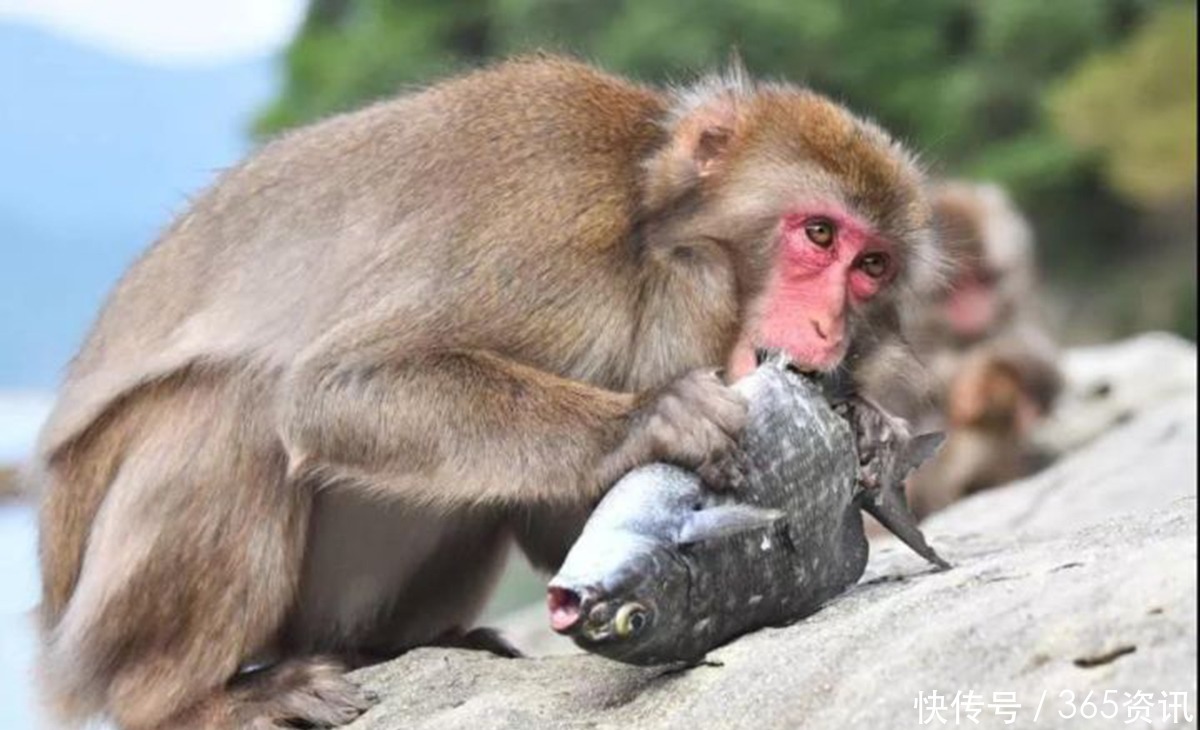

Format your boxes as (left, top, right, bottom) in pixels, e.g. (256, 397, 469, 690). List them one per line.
(548, 585, 655, 646)
(547, 586, 584, 634)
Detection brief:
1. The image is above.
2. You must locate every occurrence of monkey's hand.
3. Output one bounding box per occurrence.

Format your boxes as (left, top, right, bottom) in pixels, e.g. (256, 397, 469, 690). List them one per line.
(620, 369, 749, 491)
(696, 445, 752, 492)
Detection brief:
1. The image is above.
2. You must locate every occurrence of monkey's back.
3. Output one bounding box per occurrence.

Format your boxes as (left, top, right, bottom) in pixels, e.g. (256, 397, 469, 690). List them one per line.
(35, 58, 671, 627)
(38, 56, 668, 460)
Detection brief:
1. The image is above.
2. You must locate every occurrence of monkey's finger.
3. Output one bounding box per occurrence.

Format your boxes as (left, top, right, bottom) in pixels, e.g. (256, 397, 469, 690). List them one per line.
(682, 377, 749, 432)
(702, 389, 750, 434)
(696, 444, 749, 492)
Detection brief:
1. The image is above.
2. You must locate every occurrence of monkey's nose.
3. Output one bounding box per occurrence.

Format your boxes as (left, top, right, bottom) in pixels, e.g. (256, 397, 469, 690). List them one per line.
(547, 587, 583, 633)
(811, 318, 845, 349)
(811, 319, 830, 340)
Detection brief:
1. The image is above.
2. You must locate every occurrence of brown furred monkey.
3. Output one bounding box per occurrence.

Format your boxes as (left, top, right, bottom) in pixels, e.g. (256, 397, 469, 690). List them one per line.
(905, 348, 1056, 518)
(864, 180, 1063, 520)
(907, 180, 1061, 426)
(34, 55, 938, 729)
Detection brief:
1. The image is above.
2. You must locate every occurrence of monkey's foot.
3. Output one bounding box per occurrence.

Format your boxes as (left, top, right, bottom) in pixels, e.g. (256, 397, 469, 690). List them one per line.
(433, 626, 525, 658)
(227, 657, 377, 728)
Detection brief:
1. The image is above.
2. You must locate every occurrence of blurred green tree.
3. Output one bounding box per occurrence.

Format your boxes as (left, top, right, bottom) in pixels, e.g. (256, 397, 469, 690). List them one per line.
(1049, 2, 1196, 208)
(258, 0, 1152, 177)
(255, 0, 494, 133)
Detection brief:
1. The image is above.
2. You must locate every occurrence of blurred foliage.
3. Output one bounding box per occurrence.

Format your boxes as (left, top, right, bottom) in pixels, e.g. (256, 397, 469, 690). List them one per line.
(1049, 2, 1197, 207)
(257, 0, 1197, 342)
(254, 0, 492, 132)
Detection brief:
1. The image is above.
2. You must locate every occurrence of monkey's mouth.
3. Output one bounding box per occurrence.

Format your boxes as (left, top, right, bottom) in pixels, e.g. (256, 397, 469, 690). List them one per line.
(547, 586, 583, 633)
(755, 347, 820, 376)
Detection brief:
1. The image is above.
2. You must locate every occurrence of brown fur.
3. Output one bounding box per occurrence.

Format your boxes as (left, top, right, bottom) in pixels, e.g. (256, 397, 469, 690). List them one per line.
(35, 55, 935, 728)
(906, 350, 1055, 518)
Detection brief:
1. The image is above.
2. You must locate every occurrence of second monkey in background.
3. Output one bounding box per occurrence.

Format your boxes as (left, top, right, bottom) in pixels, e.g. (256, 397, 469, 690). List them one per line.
(862, 180, 1064, 519)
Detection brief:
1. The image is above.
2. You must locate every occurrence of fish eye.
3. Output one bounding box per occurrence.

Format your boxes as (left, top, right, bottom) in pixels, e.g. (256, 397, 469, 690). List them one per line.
(804, 219, 836, 248)
(614, 603, 648, 638)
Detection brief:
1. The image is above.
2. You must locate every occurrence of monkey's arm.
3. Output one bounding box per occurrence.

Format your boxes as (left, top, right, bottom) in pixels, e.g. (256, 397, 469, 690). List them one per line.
(278, 331, 744, 510)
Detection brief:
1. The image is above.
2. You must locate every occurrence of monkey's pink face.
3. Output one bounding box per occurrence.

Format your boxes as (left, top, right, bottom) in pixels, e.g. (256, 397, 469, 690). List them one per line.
(730, 204, 897, 378)
(942, 268, 998, 338)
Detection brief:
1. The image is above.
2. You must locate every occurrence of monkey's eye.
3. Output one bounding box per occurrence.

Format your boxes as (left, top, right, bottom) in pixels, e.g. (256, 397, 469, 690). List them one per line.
(804, 219, 836, 248)
(858, 252, 890, 279)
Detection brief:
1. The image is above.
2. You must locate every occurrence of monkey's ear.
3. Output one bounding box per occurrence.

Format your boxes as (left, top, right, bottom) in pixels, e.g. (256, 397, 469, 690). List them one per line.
(644, 80, 751, 208)
(694, 126, 734, 177)
(693, 50, 753, 177)
(676, 94, 745, 178)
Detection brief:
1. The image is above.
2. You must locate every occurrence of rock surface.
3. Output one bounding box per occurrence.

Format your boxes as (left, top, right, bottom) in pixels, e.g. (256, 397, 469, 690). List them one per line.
(348, 341, 1198, 730)
(1032, 331, 1197, 456)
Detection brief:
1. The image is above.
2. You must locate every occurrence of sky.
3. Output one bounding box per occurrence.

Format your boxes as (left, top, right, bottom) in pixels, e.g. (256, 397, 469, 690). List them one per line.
(0, 0, 306, 66)
(0, 1, 307, 464)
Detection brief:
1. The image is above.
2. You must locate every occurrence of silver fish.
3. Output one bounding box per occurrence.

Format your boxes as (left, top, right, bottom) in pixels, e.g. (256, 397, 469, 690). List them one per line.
(546, 354, 947, 665)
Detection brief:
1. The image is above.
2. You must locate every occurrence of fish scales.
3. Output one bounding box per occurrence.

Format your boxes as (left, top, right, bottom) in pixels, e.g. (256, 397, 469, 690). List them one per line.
(686, 371, 866, 638)
(547, 355, 946, 665)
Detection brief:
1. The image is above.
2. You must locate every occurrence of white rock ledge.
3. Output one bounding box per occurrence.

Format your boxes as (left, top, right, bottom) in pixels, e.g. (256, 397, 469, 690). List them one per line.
(347, 342, 1198, 730)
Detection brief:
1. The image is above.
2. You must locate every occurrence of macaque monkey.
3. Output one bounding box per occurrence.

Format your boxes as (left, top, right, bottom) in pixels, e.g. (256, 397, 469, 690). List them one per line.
(862, 180, 1062, 519)
(905, 349, 1057, 518)
(914, 180, 1062, 421)
(34, 55, 938, 729)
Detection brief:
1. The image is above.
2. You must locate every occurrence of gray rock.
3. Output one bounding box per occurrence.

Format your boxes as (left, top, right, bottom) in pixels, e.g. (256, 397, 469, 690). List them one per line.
(348, 372, 1198, 729)
(1031, 331, 1197, 456)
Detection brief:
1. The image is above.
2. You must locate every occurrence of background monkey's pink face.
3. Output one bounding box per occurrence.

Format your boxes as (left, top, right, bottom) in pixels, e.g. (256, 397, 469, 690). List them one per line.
(942, 267, 999, 338)
(730, 204, 897, 378)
